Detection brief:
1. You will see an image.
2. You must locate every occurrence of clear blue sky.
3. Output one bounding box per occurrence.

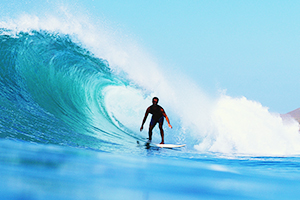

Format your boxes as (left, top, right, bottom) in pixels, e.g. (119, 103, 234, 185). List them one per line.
(1, 0, 300, 113)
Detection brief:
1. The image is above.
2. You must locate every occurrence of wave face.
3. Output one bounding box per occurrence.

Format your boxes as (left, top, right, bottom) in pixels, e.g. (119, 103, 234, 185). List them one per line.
(1, 12, 300, 157)
(0, 29, 139, 151)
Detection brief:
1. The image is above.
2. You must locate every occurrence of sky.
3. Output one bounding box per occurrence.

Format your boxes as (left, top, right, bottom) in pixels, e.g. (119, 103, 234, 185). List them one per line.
(1, 0, 300, 113)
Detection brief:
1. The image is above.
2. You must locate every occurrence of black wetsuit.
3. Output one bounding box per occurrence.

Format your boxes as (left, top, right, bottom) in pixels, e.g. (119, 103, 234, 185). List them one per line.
(149, 105, 164, 126)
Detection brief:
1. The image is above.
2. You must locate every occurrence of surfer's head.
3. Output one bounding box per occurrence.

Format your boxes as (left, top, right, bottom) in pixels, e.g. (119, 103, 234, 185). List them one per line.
(152, 97, 159, 105)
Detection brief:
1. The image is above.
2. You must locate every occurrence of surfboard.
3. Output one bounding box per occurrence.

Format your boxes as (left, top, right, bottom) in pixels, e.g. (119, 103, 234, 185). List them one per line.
(153, 143, 186, 148)
(137, 140, 186, 148)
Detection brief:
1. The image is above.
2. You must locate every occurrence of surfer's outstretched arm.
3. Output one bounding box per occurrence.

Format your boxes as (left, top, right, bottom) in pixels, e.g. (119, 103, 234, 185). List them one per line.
(165, 115, 172, 129)
(162, 109, 172, 129)
(140, 107, 150, 131)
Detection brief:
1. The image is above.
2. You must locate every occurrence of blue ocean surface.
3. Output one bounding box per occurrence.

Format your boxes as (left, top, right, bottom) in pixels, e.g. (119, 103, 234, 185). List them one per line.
(1, 3, 300, 200)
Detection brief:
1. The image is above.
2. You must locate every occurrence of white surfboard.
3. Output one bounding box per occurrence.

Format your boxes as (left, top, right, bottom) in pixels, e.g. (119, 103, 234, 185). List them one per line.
(151, 143, 186, 148)
(137, 140, 186, 148)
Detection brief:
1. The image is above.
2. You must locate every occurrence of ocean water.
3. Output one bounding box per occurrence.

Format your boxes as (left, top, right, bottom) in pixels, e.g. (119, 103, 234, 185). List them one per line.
(1, 2, 300, 200)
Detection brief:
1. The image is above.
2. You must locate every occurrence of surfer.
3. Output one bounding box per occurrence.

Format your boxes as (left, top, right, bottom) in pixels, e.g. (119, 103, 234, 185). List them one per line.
(140, 97, 172, 144)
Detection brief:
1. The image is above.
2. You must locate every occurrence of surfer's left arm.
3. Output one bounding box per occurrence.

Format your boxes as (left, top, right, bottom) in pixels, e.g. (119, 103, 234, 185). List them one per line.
(162, 109, 172, 129)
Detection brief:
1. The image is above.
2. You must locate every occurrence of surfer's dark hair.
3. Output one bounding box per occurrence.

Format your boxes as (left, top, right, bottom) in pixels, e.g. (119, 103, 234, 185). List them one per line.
(152, 97, 159, 103)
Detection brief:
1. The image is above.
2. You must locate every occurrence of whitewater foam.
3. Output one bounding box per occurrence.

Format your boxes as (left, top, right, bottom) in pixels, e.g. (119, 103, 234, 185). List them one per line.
(195, 94, 300, 156)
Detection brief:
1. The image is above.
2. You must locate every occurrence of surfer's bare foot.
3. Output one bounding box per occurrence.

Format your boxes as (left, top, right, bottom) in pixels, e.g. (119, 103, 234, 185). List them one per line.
(160, 142, 164, 144)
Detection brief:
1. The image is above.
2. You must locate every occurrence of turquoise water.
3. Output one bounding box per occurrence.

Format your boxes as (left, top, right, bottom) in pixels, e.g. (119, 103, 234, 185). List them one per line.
(1, 3, 300, 200)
